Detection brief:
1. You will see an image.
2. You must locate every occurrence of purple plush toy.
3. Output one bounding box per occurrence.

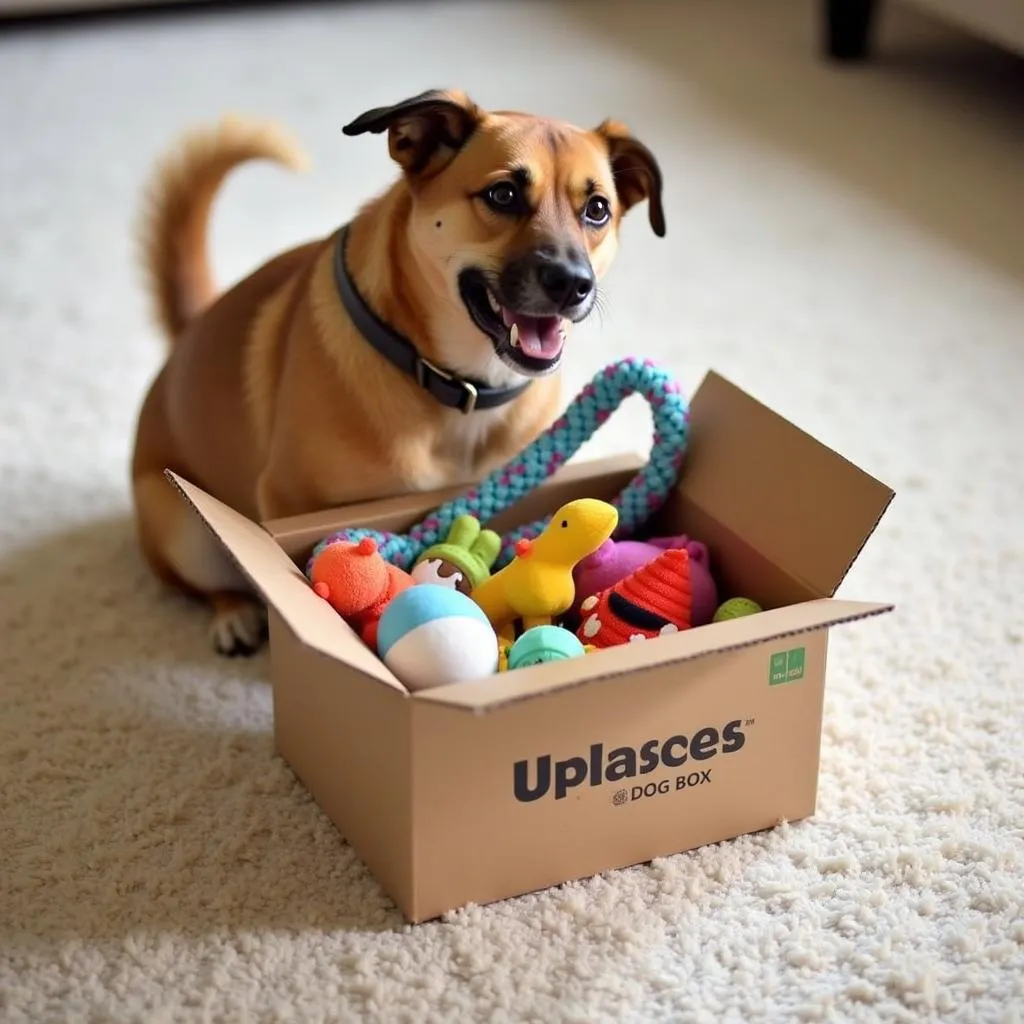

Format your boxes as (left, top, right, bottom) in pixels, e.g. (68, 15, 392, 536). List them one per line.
(570, 535, 719, 627)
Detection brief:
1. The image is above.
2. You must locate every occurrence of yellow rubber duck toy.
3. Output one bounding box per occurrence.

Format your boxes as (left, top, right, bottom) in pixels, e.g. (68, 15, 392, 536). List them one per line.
(471, 498, 619, 647)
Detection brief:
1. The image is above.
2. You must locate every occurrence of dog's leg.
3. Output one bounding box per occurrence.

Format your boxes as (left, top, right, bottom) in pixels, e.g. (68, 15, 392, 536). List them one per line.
(207, 593, 269, 657)
(133, 472, 267, 655)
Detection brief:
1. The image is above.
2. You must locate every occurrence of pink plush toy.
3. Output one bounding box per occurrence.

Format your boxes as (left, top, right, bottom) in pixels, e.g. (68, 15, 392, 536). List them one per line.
(570, 536, 719, 627)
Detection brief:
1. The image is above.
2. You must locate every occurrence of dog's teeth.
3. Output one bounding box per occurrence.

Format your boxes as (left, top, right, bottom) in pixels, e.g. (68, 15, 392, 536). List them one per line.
(509, 323, 520, 348)
(487, 290, 501, 314)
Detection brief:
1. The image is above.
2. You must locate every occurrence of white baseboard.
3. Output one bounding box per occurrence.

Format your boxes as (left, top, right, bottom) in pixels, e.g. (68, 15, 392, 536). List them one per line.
(0, 0, 203, 15)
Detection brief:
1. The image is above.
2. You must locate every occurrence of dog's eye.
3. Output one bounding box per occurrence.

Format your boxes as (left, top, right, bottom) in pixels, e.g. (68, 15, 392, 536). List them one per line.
(484, 181, 521, 213)
(584, 195, 611, 227)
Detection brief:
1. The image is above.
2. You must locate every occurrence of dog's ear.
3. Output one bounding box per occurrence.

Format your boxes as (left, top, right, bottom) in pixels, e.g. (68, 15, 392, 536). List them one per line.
(343, 89, 481, 177)
(595, 120, 665, 238)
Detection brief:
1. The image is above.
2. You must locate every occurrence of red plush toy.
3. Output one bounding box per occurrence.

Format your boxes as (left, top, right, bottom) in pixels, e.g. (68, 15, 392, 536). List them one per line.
(309, 537, 413, 648)
(576, 548, 694, 649)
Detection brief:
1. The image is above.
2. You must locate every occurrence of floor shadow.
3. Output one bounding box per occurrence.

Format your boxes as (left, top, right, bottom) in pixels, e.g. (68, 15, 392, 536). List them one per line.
(554, 0, 1024, 286)
(0, 510, 408, 946)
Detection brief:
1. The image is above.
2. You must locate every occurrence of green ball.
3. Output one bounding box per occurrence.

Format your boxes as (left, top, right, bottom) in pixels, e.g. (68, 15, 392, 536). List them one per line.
(713, 597, 763, 622)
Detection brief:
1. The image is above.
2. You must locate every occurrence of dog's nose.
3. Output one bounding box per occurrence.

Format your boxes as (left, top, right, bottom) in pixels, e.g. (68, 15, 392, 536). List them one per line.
(536, 255, 595, 310)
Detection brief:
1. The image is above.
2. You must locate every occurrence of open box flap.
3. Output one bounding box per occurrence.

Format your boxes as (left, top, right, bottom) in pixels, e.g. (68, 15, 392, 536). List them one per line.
(680, 372, 894, 597)
(415, 598, 894, 712)
(166, 472, 406, 692)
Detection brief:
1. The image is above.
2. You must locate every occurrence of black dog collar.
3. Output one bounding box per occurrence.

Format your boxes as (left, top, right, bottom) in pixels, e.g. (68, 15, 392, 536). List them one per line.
(332, 225, 531, 415)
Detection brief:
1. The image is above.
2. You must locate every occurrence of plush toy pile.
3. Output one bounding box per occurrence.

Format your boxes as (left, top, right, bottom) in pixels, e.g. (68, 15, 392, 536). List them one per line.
(306, 497, 762, 694)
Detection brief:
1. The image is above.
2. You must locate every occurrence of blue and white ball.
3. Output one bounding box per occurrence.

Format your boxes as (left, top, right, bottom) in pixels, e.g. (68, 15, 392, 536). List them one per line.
(376, 586, 498, 692)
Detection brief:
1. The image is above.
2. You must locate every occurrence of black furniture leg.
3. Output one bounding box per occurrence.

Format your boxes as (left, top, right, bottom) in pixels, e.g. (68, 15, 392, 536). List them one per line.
(823, 0, 878, 61)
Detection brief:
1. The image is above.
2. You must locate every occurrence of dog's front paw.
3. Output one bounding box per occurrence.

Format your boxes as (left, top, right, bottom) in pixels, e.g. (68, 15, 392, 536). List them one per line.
(209, 598, 268, 657)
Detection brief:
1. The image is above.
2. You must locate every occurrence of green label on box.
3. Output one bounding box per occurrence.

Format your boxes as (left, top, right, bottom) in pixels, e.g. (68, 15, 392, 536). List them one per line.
(769, 647, 806, 685)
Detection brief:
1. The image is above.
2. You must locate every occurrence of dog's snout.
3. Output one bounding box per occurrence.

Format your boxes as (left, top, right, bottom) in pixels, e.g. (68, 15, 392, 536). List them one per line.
(537, 256, 595, 309)
(498, 247, 598, 317)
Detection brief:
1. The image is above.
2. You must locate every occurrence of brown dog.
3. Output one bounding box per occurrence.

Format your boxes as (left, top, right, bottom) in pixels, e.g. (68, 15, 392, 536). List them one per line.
(130, 89, 664, 654)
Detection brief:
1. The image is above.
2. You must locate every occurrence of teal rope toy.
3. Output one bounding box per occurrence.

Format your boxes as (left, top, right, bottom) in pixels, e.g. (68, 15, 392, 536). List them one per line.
(306, 357, 690, 576)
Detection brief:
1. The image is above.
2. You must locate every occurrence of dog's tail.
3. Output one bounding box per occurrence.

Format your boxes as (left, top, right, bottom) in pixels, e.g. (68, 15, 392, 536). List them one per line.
(138, 114, 308, 343)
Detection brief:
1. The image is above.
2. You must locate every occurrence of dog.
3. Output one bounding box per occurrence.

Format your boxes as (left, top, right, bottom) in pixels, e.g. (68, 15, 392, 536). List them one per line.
(130, 89, 665, 655)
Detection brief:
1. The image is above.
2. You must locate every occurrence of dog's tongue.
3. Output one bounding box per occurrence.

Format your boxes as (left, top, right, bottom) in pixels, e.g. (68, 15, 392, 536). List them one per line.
(502, 309, 564, 360)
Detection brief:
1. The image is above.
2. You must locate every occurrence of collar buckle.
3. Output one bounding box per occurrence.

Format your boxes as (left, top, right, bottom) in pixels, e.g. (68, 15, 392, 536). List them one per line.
(416, 356, 479, 415)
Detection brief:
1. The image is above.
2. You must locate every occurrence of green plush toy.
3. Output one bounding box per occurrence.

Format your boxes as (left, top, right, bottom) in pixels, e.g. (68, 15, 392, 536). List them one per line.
(410, 515, 501, 595)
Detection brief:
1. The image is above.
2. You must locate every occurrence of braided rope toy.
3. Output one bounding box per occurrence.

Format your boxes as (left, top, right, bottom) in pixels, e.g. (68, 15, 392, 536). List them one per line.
(306, 357, 690, 577)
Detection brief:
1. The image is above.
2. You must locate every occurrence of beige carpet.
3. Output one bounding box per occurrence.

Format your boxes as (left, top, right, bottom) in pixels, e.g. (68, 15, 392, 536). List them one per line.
(2, 1, 1023, 1020)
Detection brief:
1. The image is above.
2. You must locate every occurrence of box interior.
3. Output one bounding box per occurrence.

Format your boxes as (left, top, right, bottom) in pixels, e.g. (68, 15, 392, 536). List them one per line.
(167, 369, 895, 709)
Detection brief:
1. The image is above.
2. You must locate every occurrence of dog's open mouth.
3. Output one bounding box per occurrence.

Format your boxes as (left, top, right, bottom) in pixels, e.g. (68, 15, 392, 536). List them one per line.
(458, 269, 567, 376)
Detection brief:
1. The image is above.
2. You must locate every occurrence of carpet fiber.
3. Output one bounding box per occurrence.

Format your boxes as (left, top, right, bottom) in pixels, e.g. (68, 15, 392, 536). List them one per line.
(1, 1, 1022, 1020)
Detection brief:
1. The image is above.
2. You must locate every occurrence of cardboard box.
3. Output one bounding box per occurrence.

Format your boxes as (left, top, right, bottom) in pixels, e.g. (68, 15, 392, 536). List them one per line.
(170, 370, 894, 923)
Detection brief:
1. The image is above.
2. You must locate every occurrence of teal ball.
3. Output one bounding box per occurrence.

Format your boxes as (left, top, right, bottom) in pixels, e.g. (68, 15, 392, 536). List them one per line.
(508, 625, 586, 670)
